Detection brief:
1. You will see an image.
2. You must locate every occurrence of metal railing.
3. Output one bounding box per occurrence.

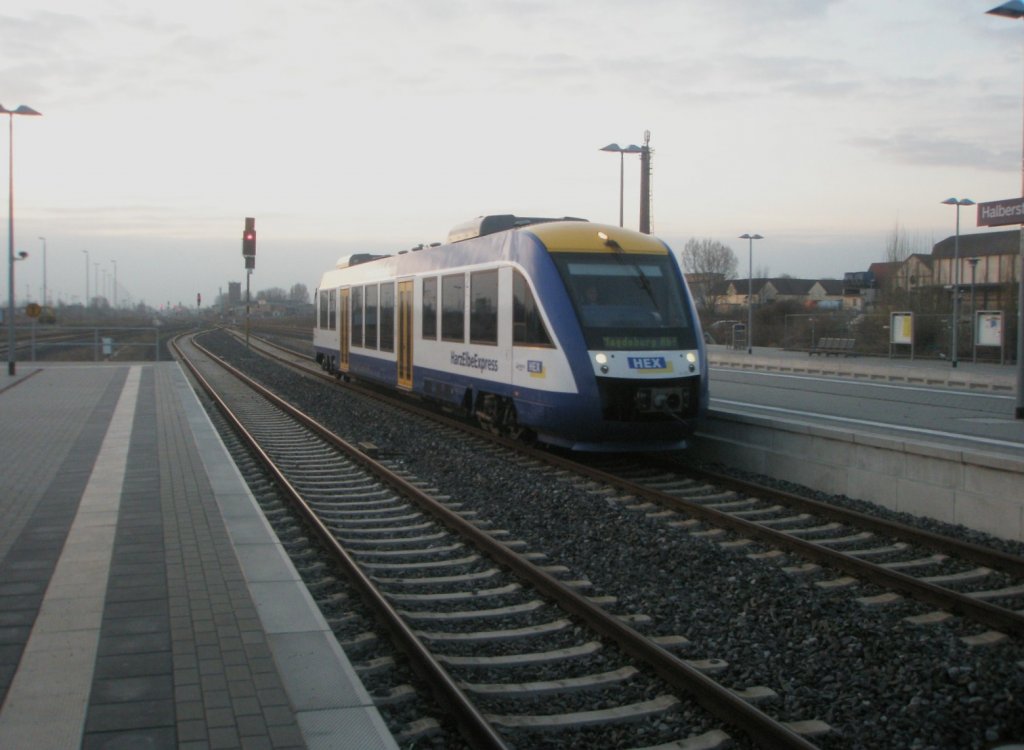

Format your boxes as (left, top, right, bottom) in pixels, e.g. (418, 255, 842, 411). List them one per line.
(6, 325, 163, 362)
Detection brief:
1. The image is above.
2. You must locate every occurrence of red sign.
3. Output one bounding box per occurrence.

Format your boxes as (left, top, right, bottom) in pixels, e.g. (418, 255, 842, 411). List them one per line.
(977, 197, 1024, 226)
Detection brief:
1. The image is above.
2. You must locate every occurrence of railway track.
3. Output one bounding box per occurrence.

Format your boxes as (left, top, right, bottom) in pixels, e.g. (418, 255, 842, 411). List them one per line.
(173, 331, 827, 748)
(591, 459, 1024, 640)
(202, 326, 1024, 747)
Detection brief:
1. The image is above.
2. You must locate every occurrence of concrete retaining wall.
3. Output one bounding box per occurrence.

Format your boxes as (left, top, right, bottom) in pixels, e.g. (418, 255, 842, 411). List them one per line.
(691, 410, 1024, 542)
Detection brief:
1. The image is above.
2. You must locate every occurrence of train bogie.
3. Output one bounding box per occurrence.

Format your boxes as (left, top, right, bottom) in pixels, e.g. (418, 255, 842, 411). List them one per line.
(313, 216, 708, 451)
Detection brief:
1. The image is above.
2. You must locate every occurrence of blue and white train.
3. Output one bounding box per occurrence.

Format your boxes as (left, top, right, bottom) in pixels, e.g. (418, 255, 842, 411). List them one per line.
(313, 215, 708, 451)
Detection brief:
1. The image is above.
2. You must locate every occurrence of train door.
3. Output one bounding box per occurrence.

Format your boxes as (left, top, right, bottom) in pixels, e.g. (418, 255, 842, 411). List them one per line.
(339, 288, 350, 373)
(397, 280, 414, 389)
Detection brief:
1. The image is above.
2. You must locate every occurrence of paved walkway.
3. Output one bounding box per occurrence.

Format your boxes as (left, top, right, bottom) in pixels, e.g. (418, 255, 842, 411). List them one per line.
(707, 345, 1017, 393)
(0, 363, 397, 750)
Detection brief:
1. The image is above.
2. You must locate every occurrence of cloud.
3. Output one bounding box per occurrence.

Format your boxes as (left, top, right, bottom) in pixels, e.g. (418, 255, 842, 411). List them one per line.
(850, 131, 1015, 172)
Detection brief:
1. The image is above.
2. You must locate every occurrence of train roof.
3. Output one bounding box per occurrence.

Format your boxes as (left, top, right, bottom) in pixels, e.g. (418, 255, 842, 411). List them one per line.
(446, 214, 586, 243)
(335, 252, 389, 269)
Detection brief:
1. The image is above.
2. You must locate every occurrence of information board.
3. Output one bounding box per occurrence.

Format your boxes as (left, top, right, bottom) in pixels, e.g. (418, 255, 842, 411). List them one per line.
(890, 312, 913, 345)
(976, 311, 1003, 347)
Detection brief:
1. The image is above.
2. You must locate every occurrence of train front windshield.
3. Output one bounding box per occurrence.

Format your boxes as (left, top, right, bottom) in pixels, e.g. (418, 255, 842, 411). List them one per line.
(552, 252, 699, 351)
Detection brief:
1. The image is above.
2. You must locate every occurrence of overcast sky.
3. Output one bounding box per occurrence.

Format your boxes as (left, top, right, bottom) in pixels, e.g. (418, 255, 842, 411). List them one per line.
(3, 0, 1023, 309)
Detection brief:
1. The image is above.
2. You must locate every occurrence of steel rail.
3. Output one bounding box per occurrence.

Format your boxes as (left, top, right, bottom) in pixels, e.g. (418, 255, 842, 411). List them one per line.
(670, 461, 1024, 578)
(172, 334, 512, 750)
(197, 331, 819, 749)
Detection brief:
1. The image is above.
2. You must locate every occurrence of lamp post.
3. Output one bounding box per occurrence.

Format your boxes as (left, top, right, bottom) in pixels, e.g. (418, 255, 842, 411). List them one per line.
(2, 103, 42, 376)
(81, 249, 90, 308)
(110, 259, 117, 309)
(968, 257, 980, 362)
(38, 236, 46, 305)
(987, 0, 1024, 417)
(739, 233, 764, 354)
(942, 197, 974, 367)
(599, 142, 642, 227)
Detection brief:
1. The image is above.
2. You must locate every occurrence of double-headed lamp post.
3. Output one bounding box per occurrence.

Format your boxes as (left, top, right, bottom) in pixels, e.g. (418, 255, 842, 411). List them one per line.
(942, 197, 974, 367)
(2, 103, 42, 377)
(599, 143, 642, 227)
(740, 233, 763, 354)
(987, 0, 1024, 418)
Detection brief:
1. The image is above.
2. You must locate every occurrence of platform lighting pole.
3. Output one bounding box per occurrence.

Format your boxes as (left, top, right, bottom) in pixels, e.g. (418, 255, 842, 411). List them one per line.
(969, 257, 980, 362)
(110, 259, 117, 308)
(941, 198, 974, 367)
(81, 249, 89, 308)
(740, 233, 763, 354)
(599, 142, 642, 228)
(38, 236, 46, 305)
(987, 0, 1024, 418)
(3, 104, 41, 376)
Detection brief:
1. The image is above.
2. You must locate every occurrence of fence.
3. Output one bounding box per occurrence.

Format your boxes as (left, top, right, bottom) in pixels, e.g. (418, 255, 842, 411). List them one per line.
(781, 312, 1018, 362)
(8, 325, 164, 363)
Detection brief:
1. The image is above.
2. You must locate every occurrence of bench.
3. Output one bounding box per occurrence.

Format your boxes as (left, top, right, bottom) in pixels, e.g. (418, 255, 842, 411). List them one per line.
(810, 337, 856, 357)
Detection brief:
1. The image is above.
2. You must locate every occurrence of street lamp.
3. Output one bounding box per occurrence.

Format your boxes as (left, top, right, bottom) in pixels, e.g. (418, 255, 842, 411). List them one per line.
(987, 0, 1024, 418)
(81, 249, 89, 308)
(2, 103, 42, 376)
(739, 233, 764, 354)
(968, 257, 980, 362)
(942, 197, 974, 367)
(38, 236, 46, 305)
(599, 142, 642, 227)
(110, 259, 117, 308)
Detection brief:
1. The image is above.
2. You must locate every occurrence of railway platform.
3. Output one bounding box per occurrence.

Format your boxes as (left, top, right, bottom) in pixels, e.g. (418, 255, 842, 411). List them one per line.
(0, 363, 397, 750)
(700, 346, 1024, 542)
(707, 344, 1017, 392)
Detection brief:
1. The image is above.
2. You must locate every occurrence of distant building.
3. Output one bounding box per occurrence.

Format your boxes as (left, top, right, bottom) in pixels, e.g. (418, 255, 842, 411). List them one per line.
(228, 281, 241, 306)
(926, 230, 1019, 310)
(715, 278, 846, 313)
(695, 229, 1020, 317)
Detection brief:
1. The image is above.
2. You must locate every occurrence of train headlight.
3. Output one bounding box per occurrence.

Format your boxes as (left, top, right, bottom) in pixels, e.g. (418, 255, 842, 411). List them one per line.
(686, 352, 697, 364)
(595, 352, 609, 374)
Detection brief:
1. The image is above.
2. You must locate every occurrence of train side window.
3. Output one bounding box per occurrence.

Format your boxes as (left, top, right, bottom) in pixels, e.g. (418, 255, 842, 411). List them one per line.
(318, 289, 328, 329)
(328, 290, 336, 330)
(513, 270, 553, 347)
(470, 269, 498, 345)
(441, 274, 465, 342)
(422, 277, 437, 340)
(352, 286, 364, 347)
(379, 282, 395, 352)
(365, 284, 379, 349)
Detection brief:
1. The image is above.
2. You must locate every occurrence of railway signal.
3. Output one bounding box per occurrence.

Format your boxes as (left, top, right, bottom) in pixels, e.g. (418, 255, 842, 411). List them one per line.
(242, 217, 256, 270)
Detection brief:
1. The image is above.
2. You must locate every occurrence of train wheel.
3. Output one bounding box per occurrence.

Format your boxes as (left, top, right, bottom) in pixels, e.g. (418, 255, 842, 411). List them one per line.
(475, 393, 524, 440)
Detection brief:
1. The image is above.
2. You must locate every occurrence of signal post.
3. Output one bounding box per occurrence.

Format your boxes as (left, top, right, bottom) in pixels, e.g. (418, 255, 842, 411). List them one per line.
(242, 217, 256, 350)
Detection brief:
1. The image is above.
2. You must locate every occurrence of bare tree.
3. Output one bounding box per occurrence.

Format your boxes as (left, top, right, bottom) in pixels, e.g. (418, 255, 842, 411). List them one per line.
(885, 222, 929, 264)
(289, 283, 310, 304)
(682, 238, 738, 317)
(257, 287, 288, 303)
